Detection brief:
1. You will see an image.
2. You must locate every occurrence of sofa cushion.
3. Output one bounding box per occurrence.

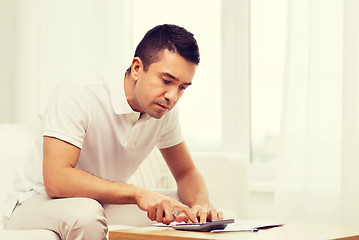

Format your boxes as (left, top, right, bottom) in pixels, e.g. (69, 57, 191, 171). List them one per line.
(0, 229, 60, 240)
(0, 124, 37, 225)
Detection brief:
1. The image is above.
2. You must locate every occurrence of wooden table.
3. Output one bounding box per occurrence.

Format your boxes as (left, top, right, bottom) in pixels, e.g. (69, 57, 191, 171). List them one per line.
(109, 224, 359, 240)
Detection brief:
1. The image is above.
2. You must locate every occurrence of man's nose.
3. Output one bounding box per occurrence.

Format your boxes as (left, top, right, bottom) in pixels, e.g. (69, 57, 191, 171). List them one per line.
(164, 86, 178, 103)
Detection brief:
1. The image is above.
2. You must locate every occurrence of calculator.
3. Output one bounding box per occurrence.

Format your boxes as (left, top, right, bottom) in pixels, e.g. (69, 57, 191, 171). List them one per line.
(172, 219, 235, 232)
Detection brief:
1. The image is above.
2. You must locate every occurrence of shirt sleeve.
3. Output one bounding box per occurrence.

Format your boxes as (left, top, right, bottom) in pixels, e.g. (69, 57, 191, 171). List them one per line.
(156, 106, 185, 149)
(42, 80, 90, 149)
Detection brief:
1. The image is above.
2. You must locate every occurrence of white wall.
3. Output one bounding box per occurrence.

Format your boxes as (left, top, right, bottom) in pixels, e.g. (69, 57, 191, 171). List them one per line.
(0, 0, 16, 123)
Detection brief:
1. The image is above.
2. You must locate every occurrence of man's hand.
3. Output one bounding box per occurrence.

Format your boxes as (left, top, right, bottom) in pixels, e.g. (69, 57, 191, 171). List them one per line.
(175, 205, 224, 223)
(135, 189, 198, 225)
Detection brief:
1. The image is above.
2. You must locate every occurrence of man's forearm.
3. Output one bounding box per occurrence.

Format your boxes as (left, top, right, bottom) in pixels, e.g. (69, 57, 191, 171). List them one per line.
(176, 168, 209, 208)
(45, 165, 142, 204)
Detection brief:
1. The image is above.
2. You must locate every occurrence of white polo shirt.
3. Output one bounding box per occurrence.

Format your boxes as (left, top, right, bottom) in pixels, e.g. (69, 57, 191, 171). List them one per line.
(4, 67, 184, 218)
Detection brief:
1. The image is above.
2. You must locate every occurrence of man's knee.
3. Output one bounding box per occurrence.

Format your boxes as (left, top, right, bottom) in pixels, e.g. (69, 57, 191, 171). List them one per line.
(67, 197, 107, 227)
(63, 198, 108, 240)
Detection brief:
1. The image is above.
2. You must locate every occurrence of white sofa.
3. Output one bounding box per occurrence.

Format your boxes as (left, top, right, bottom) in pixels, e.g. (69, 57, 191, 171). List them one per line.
(0, 124, 248, 239)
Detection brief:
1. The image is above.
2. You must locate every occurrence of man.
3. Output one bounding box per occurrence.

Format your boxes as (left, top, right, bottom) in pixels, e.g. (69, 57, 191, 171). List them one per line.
(3, 24, 223, 239)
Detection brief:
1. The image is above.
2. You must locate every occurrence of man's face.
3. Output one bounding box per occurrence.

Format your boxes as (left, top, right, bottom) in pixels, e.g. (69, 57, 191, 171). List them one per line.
(133, 50, 197, 119)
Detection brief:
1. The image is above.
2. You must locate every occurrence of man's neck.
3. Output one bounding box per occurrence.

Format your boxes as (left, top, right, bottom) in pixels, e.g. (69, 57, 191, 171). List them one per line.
(124, 71, 141, 113)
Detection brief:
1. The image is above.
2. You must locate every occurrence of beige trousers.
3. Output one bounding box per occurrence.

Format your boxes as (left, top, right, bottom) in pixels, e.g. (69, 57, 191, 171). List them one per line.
(4, 189, 180, 240)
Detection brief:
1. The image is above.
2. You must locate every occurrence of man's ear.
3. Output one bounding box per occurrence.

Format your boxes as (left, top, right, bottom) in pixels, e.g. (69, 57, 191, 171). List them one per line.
(131, 57, 143, 81)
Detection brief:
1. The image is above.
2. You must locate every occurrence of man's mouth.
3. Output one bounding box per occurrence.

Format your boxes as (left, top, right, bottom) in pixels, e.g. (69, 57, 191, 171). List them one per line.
(155, 99, 174, 110)
(157, 103, 170, 110)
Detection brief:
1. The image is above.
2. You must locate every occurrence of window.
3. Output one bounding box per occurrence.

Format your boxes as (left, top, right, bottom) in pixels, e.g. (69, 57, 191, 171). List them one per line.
(250, 0, 287, 165)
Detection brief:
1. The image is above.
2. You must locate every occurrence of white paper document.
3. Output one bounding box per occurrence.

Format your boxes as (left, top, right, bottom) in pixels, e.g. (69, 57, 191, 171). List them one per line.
(211, 220, 284, 233)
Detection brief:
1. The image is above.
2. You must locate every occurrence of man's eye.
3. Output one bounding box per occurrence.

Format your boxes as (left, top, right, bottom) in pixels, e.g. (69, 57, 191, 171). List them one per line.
(179, 85, 187, 90)
(162, 79, 171, 84)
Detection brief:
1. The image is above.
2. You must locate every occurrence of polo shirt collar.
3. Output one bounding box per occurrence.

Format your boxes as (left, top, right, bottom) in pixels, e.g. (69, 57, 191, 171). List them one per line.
(108, 65, 136, 115)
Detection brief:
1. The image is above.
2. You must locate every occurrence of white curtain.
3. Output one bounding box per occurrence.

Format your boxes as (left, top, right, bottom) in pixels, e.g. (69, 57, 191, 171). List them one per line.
(341, 0, 359, 226)
(13, 0, 133, 127)
(275, 0, 359, 225)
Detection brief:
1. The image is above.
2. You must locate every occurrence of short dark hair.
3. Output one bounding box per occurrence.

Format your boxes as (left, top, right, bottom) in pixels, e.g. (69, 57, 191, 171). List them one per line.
(132, 24, 200, 71)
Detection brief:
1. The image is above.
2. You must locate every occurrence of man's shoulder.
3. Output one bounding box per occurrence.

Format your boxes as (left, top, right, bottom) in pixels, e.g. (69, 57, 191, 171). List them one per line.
(65, 71, 107, 87)
(54, 71, 118, 98)
(49, 71, 110, 106)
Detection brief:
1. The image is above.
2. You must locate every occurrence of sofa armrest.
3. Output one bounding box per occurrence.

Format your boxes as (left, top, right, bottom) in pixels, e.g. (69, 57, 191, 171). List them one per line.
(191, 152, 249, 219)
